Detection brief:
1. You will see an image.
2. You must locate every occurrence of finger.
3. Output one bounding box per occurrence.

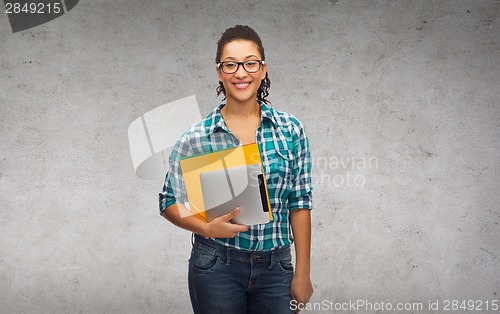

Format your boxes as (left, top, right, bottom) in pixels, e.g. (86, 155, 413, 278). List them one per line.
(227, 222, 249, 233)
(233, 224, 250, 232)
(228, 227, 247, 238)
(294, 297, 308, 306)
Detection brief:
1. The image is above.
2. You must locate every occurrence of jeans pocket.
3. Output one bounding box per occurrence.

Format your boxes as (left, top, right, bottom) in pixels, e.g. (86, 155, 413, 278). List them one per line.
(190, 241, 220, 272)
(278, 257, 294, 273)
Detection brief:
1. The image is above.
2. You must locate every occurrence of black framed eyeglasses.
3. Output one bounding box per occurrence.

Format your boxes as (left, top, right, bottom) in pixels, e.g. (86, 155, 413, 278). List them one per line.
(217, 60, 265, 74)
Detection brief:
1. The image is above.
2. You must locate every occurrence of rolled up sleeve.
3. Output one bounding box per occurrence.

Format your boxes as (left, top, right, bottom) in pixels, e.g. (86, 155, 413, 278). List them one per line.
(158, 137, 190, 216)
(288, 119, 313, 210)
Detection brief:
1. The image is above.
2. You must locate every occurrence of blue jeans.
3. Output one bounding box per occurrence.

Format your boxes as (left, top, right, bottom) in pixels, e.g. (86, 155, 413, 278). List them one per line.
(188, 234, 294, 314)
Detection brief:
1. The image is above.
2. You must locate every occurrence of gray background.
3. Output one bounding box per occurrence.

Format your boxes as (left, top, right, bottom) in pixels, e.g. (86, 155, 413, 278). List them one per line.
(1, 0, 499, 313)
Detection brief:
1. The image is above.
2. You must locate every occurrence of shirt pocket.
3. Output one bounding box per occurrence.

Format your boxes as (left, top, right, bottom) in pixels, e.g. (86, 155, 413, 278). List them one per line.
(275, 148, 295, 185)
(264, 127, 295, 189)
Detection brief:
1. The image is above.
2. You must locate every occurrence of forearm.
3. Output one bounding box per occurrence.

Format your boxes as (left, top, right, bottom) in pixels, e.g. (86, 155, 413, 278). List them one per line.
(162, 204, 249, 238)
(162, 203, 208, 237)
(290, 209, 311, 276)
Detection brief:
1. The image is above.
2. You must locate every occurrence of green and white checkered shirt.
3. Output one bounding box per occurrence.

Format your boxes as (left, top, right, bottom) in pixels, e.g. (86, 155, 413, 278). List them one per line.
(159, 101, 313, 251)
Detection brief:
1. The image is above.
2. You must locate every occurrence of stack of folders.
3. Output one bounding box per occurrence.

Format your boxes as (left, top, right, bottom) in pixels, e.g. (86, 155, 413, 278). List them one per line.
(179, 142, 272, 226)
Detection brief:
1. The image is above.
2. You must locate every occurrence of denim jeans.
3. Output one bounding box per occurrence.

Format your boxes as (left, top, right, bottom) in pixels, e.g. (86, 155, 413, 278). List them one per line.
(188, 233, 294, 314)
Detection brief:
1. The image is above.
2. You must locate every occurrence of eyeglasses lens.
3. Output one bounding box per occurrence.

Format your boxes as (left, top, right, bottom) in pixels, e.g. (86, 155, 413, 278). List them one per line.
(222, 61, 261, 74)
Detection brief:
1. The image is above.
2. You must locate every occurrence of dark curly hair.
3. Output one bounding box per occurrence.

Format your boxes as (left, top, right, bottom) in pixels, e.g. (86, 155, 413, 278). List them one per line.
(215, 25, 271, 104)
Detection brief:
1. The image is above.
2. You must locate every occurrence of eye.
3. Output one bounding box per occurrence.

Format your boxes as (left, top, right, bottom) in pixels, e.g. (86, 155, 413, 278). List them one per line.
(245, 61, 257, 66)
(225, 62, 237, 68)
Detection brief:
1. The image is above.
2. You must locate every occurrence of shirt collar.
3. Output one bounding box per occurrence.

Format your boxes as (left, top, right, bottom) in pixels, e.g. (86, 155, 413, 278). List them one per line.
(260, 101, 278, 127)
(206, 101, 277, 135)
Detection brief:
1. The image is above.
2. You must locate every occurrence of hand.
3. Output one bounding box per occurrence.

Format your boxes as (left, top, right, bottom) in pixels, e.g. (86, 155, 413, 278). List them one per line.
(291, 273, 313, 313)
(202, 207, 250, 238)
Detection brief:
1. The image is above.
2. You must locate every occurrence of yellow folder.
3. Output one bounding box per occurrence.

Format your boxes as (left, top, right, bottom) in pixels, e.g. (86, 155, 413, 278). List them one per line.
(179, 142, 272, 224)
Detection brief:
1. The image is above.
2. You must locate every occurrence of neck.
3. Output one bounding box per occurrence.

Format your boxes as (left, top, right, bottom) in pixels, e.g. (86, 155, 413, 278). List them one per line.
(222, 98, 261, 118)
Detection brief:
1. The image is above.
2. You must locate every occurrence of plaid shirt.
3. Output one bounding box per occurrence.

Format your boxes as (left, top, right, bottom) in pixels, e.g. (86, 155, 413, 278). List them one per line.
(159, 101, 313, 251)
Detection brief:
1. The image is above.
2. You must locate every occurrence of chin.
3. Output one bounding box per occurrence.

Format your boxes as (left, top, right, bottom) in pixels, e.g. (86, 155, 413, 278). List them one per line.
(227, 91, 259, 103)
(228, 95, 256, 104)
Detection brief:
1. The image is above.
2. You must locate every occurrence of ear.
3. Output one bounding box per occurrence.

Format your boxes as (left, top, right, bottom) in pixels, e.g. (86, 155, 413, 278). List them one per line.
(216, 65, 223, 82)
(260, 61, 267, 81)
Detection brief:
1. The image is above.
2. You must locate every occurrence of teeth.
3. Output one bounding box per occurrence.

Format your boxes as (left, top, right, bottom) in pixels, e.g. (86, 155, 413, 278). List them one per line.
(235, 83, 249, 87)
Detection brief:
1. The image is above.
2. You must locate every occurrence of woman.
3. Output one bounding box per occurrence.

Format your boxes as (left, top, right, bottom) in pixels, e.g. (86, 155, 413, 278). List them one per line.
(159, 25, 313, 314)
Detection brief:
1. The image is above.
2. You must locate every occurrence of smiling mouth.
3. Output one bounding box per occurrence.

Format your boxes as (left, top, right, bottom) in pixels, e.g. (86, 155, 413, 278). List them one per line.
(234, 82, 251, 89)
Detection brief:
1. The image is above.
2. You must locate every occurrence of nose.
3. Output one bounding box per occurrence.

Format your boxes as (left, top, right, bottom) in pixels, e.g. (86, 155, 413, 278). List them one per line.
(234, 64, 248, 79)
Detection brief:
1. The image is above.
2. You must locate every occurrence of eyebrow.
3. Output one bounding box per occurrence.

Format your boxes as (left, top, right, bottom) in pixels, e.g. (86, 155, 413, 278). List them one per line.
(222, 54, 259, 61)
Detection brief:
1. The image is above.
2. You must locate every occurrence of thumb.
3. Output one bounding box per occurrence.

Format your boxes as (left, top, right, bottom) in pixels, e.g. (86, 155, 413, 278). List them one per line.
(223, 207, 240, 221)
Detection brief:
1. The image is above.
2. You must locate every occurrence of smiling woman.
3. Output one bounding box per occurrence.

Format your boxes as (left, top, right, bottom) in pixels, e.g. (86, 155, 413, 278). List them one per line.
(217, 40, 267, 118)
(159, 25, 314, 314)
(215, 26, 271, 107)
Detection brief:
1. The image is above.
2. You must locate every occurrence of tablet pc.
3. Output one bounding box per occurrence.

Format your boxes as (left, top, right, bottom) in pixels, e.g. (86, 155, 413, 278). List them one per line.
(200, 163, 270, 225)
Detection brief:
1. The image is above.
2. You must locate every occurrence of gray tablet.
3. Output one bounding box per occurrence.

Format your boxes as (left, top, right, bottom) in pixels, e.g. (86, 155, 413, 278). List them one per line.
(200, 163, 270, 226)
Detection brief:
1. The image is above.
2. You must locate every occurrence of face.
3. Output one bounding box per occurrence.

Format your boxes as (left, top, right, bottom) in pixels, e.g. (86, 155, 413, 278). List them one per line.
(217, 40, 267, 105)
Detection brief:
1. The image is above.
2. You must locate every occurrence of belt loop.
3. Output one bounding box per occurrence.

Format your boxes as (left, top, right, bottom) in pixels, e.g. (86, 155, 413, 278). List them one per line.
(191, 233, 194, 246)
(269, 249, 275, 269)
(226, 248, 231, 265)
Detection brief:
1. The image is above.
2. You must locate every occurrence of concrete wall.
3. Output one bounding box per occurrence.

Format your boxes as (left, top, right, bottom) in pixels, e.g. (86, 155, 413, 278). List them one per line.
(1, 0, 498, 313)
